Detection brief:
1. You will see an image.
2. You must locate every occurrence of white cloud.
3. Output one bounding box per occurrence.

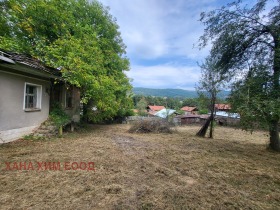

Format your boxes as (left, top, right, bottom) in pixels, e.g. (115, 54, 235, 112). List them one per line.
(127, 63, 200, 90)
(99, 0, 215, 60)
(97, 0, 243, 88)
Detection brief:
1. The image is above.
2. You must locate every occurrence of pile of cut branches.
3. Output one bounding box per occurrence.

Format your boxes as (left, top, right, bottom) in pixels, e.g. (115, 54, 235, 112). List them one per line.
(129, 119, 173, 134)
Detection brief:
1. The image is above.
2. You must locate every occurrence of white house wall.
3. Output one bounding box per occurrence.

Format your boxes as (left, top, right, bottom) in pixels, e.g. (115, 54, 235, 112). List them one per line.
(0, 70, 50, 143)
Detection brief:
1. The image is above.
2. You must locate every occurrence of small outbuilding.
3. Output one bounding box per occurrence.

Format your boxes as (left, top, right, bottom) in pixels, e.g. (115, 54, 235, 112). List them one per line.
(174, 114, 202, 125)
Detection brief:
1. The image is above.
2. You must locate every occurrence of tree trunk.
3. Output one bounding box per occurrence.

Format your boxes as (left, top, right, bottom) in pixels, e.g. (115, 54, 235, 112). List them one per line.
(209, 116, 214, 138)
(269, 120, 280, 151)
(70, 121, 75, 132)
(82, 102, 88, 123)
(82, 99, 94, 123)
(196, 116, 212, 137)
(209, 95, 216, 138)
(58, 126, 63, 137)
(271, 39, 280, 151)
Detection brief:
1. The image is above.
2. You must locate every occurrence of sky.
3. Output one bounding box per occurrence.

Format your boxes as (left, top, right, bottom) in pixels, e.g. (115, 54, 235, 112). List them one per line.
(97, 0, 247, 90)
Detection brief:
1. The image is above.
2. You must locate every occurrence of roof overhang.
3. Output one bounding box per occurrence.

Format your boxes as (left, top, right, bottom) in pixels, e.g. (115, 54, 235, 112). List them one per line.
(0, 50, 62, 81)
(0, 55, 16, 64)
(0, 62, 61, 81)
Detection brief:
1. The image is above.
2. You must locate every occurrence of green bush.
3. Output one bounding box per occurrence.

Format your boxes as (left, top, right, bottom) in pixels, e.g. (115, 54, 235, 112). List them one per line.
(49, 105, 71, 128)
(199, 109, 209, 115)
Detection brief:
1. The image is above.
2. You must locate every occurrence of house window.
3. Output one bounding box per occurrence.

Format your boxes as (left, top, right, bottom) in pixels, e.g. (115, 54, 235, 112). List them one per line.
(24, 83, 42, 111)
(65, 87, 73, 108)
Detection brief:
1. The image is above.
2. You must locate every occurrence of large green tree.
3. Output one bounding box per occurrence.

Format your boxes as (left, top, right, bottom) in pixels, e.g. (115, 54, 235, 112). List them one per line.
(0, 0, 132, 122)
(199, 0, 280, 151)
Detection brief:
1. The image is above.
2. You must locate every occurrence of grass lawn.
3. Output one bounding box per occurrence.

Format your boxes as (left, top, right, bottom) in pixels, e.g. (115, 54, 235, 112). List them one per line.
(0, 124, 280, 209)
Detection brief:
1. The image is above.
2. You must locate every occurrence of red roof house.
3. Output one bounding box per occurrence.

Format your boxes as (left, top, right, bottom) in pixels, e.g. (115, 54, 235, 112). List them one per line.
(147, 105, 165, 115)
(180, 106, 198, 115)
(147, 105, 165, 112)
(215, 104, 231, 111)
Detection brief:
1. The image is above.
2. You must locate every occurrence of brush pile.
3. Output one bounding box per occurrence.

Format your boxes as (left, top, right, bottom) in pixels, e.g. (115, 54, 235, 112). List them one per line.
(129, 119, 173, 134)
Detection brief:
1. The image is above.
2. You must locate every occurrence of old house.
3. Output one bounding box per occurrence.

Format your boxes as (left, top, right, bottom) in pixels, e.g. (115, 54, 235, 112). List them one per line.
(180, 106, 199, 115)
(0, 50, 80, 143)
(213, 104, 241, 126)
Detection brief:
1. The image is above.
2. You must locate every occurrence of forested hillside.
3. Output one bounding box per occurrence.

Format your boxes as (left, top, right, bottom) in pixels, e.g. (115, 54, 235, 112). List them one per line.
(133, 87, 229, 98)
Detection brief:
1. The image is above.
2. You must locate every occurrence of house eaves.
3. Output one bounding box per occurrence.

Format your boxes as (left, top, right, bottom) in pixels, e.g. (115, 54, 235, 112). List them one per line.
(0, 50, 62, 81)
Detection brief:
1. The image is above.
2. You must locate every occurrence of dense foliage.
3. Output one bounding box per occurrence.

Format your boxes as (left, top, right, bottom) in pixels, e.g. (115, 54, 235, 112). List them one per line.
(199, 0, 280, 151)
(230, 65, 279, 130)
(0, 0, 133, 122)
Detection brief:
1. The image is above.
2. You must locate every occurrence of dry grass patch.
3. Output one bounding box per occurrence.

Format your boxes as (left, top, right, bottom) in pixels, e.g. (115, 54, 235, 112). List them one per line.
(0, 124, 279, 209)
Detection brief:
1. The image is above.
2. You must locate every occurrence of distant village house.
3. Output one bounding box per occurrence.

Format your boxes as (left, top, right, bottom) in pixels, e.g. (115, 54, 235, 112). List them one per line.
(215, 104, 231, 112)
(180, 106, 199, 115)
(146, 105, 165, 115)
(214, 104, 240, 126)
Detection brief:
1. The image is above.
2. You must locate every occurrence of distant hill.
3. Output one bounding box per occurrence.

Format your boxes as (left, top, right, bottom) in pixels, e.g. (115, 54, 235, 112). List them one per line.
(133, 87, 229, 99)
(133, 87, 197, 98)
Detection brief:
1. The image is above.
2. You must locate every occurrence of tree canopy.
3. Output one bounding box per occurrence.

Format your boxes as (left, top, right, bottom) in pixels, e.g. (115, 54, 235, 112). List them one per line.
(0, 0, 133, 122)
(199, 0, 280, 151)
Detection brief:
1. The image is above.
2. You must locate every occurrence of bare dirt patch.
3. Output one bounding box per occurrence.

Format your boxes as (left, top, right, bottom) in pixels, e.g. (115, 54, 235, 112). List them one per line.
(0, 124, 279, 209)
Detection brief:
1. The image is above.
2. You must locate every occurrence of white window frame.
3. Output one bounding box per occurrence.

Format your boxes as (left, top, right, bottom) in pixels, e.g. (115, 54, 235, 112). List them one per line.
(23, 82, 42, 111)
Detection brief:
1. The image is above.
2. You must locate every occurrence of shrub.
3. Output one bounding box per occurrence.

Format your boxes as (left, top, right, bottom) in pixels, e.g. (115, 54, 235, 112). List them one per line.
(49, 105, 71, 128)
(199, 109, 209, 114)
(129, 119, 173, 134)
